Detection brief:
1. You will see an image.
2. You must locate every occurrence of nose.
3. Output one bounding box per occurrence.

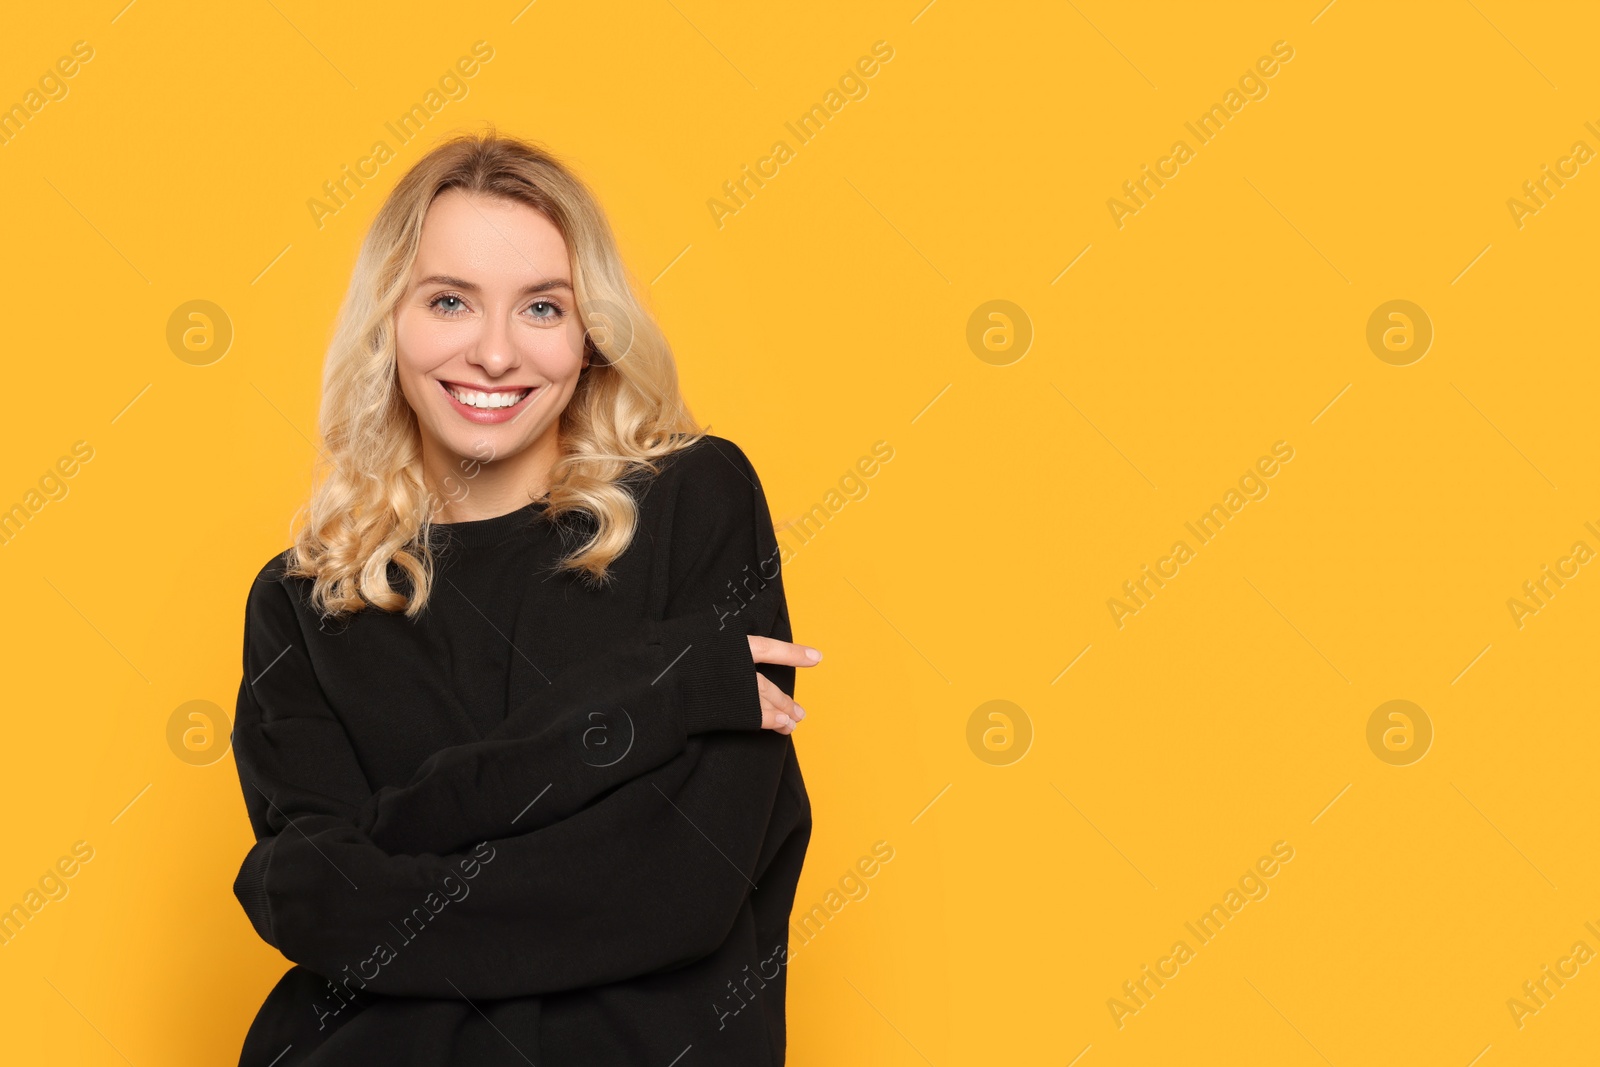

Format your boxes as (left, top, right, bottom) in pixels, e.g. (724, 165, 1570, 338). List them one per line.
(468, 305, 519, 376)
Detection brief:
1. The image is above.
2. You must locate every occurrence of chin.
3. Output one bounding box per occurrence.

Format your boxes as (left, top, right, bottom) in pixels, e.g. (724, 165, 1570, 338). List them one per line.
(438, 423, 529, 455)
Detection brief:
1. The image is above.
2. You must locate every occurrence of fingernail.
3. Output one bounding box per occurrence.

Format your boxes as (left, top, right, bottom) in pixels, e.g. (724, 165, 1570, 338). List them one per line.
(776, 714, 790, 727)
(793, 704, 806, 720)
(806, 648, 822, 663)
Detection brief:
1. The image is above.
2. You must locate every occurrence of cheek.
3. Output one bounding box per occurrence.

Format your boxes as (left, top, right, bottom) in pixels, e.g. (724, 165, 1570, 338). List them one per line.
(395, 312, 454, 369)
(529, 321, 586, 376)
(392, 324, 433, 406)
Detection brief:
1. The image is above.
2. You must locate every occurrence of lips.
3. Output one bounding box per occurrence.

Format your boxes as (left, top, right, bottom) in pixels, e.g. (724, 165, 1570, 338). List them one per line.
(437, 379, 540, 423)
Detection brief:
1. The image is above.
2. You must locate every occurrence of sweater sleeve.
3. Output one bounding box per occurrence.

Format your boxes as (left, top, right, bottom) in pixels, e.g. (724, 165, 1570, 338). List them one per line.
(230, 437, 799, 999)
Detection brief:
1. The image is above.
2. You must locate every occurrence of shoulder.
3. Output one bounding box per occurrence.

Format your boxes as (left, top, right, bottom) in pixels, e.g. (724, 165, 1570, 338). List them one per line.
(645, 433, 770, 529)
(654, 433, 762, 493)
(242, 548, 312, 634)
(645, 434, 788, 629)
(246, 549, 291, 605)
(638, 434, 779, 593)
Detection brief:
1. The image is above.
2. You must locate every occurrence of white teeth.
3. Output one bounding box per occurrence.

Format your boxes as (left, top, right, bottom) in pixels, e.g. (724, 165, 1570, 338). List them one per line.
(446, 384, 530, 409)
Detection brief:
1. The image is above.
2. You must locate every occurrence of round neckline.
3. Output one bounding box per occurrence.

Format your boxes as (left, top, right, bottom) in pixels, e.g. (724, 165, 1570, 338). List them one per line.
(430, 499, 548, 548)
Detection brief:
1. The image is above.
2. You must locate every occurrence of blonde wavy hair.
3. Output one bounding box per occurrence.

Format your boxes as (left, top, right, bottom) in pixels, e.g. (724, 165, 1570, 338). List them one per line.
(286, 128, 705, 619)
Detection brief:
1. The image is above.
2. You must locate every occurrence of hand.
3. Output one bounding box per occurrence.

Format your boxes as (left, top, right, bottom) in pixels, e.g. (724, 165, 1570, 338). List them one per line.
(747, 635, 822, 735)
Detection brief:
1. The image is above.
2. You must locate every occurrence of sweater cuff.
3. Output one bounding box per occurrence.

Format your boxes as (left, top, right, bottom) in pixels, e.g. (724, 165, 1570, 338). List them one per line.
(650, 614, 762, 734)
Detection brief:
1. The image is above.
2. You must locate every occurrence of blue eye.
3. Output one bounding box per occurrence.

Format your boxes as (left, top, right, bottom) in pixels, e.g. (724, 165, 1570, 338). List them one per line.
(428, 293, 565, 322)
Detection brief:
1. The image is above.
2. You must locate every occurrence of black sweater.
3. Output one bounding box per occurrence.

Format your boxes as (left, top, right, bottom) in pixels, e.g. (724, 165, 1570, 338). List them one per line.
(229, 434, 811, 1066)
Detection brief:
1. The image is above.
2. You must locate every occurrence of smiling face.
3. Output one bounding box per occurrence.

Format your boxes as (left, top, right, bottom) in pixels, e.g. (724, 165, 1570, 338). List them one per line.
(394, 188, 589, 515)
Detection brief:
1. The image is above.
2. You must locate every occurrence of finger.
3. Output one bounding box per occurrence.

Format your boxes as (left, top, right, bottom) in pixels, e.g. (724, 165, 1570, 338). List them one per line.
(756, 673, 801, 732)
(765, 703, 795, 734)
(755, 672, 797, 718)
(747, 635, 824, 668)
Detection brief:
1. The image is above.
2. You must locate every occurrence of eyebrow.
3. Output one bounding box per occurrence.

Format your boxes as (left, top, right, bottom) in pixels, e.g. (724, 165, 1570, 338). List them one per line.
(416, 274, 573, 295)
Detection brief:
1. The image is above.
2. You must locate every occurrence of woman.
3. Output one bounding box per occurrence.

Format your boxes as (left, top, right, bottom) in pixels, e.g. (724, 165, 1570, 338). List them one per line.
(229, 129, 819, 1066)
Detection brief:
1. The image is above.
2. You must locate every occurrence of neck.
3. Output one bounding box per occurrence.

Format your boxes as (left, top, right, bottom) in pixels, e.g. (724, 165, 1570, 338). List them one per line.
(423, 429, 561, 523)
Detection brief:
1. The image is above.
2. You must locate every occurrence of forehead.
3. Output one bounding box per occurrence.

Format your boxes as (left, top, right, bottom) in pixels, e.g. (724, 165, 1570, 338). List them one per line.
(413, 188, 570, 282)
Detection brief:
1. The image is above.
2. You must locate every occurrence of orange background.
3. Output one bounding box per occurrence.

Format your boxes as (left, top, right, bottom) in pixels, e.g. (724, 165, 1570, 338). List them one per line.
(2, 1, 1598, 1063)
